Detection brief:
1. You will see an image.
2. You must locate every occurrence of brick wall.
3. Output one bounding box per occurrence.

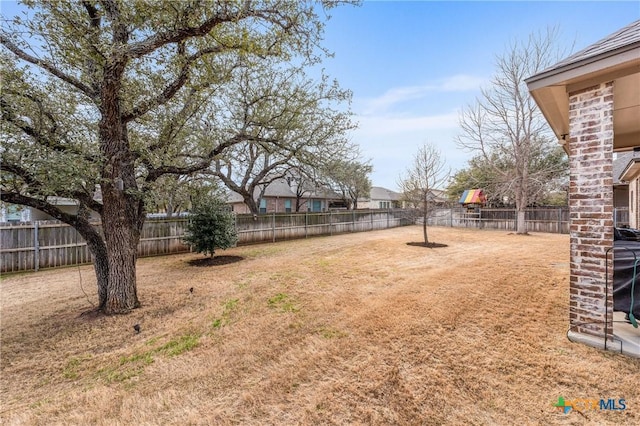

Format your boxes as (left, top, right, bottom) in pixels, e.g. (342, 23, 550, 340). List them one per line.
(567, 82, 614, 340)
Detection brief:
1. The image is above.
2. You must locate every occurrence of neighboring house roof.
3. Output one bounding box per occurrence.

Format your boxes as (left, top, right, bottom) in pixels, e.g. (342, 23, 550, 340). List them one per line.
(619, 157, 640, 182)
(261, 179, 298, 198)
(367, 186, 401, 201)
(459, 189, 486, 205)
(226, 192, 244, 204)
(427, 188, 449, 203)
(37, 185, 103, 207)
(227, 179, 295, 203)
(526, 20, 640, 152)
(227, 178, 340, 203)
(614, 152, 636, 185)
(46, 195, 102, 206)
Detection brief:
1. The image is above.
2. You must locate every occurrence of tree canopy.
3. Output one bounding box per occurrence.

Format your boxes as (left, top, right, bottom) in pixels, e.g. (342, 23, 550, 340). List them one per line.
(321, 158, 372, 210)
(209, 63, 356, 214)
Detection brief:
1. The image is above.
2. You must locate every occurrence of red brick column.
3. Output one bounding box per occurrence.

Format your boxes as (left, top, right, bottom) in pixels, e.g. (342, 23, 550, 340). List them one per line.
(567, 82, 614, 342)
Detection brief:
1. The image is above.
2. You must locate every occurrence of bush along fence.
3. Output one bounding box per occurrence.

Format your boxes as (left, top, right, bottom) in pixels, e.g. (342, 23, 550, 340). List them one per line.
(0, 209, 414, 273)
(426, 207, 571, 234)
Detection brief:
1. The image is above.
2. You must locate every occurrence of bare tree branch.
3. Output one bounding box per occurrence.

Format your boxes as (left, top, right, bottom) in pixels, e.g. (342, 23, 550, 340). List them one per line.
(143, 132, 277, 184)
(456, 28, 567, 233)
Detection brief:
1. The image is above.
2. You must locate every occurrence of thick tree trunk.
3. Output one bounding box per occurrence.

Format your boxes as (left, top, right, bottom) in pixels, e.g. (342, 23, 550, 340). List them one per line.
(97, 58, 143, 314)
(62, 215, 111, 310)
(514, 182, 528, 235)
(102, 214, 140, 313)
(514, 166, 529, 235)
(99, 173, 143, 314)
(295, 188, 308, 212)
(93, 253, 109, 309)
(166, 198, 174, 218)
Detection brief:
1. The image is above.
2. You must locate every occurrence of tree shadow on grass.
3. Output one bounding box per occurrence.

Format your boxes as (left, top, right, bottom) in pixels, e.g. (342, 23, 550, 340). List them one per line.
(78, 309, 105, 320)
(406, 242, 448, 249)
(187, 256, 245, 267)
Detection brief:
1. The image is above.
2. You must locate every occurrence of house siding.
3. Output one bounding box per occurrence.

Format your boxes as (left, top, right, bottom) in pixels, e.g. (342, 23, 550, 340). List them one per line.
(567, 82, 615, 340)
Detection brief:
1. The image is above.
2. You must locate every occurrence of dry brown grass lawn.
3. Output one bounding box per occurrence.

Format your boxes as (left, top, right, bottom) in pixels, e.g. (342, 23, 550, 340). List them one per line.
(1, 226, 638, 425)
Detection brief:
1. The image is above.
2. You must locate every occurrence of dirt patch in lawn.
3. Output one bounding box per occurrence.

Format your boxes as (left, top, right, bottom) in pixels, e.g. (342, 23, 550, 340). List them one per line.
(1, 226, 638, 425)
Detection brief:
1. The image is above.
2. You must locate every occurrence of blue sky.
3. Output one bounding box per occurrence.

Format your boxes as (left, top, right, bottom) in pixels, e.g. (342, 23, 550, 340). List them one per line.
(318, 1, 640, 190)
(2, 1, 638, 191)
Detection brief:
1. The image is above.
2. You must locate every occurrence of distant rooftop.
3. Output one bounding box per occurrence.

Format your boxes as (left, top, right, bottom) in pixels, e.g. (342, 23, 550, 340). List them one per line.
(368, 186, 401, 201)
(227, 178, 341, 203)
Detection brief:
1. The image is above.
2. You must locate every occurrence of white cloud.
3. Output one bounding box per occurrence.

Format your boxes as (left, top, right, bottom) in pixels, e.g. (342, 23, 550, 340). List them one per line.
(356, 112, 459, 137)
(437, 74, 488, 92)
(359, 74, 486, 114)
(362, 86, 431, 115)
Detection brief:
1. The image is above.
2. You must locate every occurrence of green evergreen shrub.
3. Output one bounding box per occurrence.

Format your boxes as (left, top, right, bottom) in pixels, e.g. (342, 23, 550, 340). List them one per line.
(183, 198, 238, 257)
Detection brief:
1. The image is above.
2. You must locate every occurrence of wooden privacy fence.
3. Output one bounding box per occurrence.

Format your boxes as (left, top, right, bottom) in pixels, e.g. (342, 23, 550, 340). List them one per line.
(0, 219, 190, 273)
(427, 207, 570, 234)
(0, 210, 414, 273)
(234, 209, 413, 244)
(1, 208, 572, 274)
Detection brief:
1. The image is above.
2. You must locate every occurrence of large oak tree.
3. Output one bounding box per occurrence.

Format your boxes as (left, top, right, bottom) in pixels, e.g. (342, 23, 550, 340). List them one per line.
(0, 0, 346, 314)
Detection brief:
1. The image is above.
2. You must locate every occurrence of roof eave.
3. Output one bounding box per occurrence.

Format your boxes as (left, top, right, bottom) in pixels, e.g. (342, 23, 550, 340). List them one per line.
(619, 158, 640, 182)
(527, 45, 640, 152)
(525, 42, 640, 89)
